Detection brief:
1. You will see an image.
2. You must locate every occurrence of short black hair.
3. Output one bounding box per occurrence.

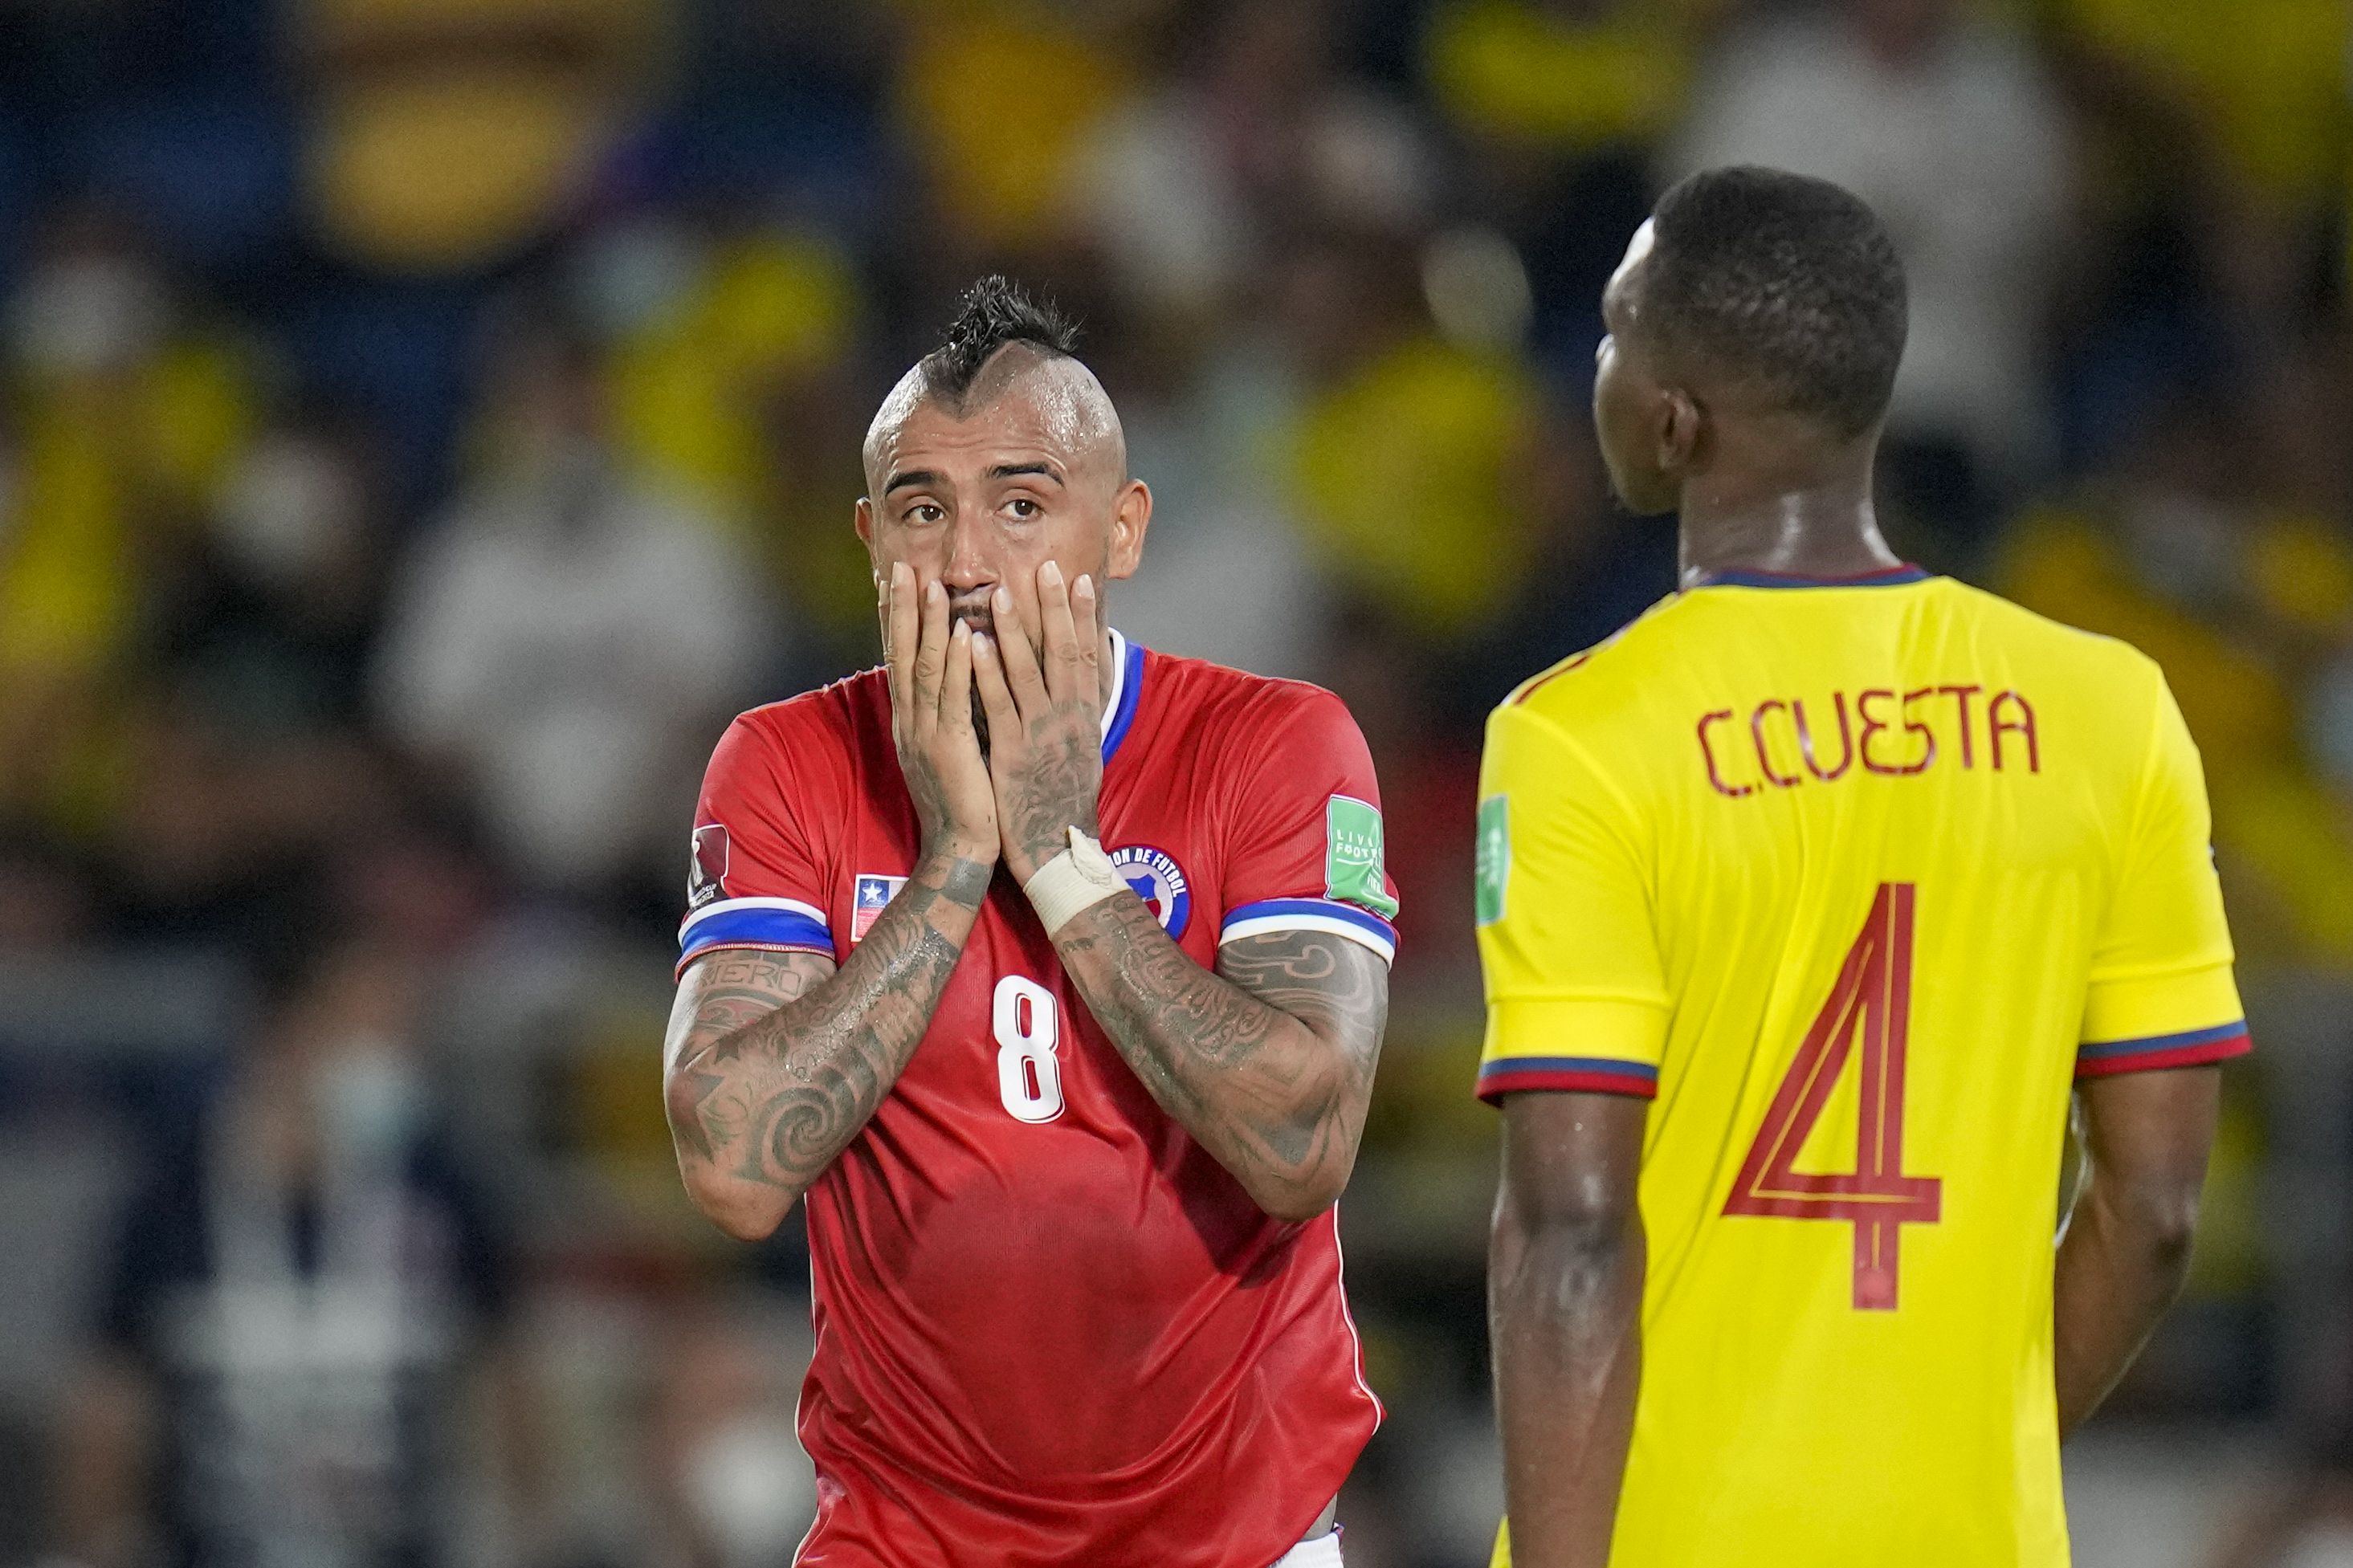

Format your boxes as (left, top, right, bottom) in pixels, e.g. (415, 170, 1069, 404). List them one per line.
(920, 275, 1082, 403)
(1637, 166, 1907, 438)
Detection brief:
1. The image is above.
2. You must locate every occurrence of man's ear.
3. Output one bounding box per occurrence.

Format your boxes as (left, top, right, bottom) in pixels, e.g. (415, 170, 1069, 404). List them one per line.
(854, 496, 876, 554)
(1657, 387, 1703, 480)
(1106, 480, 1152, 581)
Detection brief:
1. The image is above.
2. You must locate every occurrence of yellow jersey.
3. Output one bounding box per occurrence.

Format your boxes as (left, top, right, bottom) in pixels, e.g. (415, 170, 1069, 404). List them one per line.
(1475, 564, 2248, 1567)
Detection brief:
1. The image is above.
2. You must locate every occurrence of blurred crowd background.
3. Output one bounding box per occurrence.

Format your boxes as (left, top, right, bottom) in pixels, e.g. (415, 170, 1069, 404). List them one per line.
(0, 0, 2347, 1565)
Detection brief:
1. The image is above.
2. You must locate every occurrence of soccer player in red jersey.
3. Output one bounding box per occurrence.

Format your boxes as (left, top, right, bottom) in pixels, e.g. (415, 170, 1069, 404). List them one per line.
(659, 278, 1397, 1567)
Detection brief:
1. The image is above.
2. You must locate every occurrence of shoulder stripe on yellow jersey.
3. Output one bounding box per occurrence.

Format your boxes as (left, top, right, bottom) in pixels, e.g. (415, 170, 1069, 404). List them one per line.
(1511, 653, 1591, 707)
(2075, 1020, 2251, 1078)
(1695, 564, 1933, 589)
(1475, 1055, 1658, 1102)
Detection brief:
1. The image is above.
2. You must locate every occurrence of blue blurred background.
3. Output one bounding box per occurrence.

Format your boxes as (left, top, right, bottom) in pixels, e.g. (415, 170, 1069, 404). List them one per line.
(0, 1, 2346, 1565)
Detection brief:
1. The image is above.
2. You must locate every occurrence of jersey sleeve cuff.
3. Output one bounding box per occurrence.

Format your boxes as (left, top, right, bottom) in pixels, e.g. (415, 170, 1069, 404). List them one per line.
(1476, 1055, 1658, 1103)
(678, 897, 835, 975)
(2076, 1020, 2251, 1078)
(1219, 898, 1397, 963)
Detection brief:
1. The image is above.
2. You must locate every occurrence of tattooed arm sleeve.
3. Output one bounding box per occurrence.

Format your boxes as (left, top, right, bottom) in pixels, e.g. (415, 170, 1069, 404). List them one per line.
(660, 852, 993, 1240)
(1052, 897, 1389, 1220)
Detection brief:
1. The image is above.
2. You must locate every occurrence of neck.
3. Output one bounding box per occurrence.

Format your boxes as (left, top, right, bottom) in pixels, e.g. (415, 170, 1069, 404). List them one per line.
(1674, 429, 1899, 587)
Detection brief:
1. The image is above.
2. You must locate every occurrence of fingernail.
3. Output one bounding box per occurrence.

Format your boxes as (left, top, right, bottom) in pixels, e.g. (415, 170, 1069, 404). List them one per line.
(1042, 560, 1063, 587)
(1075, 573, 1094, 599)
(993, 586, 1012, 613)
(951, 619, 969, 640)
(927, 579, 943, 604)
(974, 633, 993, 656)
(892, 561, 909, 586)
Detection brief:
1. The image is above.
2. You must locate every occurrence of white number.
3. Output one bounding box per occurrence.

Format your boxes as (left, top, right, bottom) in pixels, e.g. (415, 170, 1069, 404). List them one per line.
(993, 975, 1063, 1123)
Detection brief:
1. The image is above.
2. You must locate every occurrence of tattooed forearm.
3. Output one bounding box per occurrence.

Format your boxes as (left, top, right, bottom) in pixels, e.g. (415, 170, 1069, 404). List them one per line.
(1055, 896, 1389, 1220)
(661, 853, 992, 1238)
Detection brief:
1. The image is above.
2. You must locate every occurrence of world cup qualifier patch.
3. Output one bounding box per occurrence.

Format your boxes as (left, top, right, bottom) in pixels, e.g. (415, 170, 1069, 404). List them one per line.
(1474, 795, 1509, 927)
(688, 824, 728, 909)
(1109, 845, 1191, 938)
(1325, 796, 1399, 919)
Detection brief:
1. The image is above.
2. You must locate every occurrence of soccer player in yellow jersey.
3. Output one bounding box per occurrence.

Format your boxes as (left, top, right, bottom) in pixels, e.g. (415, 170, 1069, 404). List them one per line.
(1478, 166, 2249, 1568)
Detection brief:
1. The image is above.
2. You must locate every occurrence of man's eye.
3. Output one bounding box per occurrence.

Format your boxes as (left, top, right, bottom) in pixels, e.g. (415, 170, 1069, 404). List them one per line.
(907, 503, 944, 523)
(1007, 498, 1040, 519)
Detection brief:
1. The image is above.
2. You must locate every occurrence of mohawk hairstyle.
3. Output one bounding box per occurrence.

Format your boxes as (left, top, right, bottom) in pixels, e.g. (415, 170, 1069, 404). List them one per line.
(1639, 166, 1907, 438)
(920, 275, 1083, 403)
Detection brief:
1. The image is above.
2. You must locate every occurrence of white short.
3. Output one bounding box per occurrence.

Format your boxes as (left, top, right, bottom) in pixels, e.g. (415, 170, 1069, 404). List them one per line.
(1270, 1529, 1344, 1568)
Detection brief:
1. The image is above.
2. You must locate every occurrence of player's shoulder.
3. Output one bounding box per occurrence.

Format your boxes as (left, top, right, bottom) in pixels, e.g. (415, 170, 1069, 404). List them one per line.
(1146, 646, 1355, 729)
(719, 666, 889, 776)
(1491, 592, 1686, 728)
(1931, 575, 2170, 692)
(1140, 646, 1365, 769)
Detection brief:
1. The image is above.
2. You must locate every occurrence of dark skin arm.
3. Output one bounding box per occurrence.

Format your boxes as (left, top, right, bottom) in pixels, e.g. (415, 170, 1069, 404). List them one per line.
(1490, 1090, 1649, 1568)
(661, 564, 998, 1240)
(2053, 1065, 2225, 1436)
(974, 560, 1389, 1220)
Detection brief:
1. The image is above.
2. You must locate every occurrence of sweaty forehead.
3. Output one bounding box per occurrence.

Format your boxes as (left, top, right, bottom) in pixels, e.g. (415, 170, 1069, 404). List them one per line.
(864, 348, 1124, 488)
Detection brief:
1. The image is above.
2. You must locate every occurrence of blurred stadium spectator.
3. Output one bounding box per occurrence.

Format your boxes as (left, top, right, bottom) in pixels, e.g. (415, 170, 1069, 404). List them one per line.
(1669, 0, 2074, 562)
(48, 938, 539, 1568)
(373, 312, 774, 899)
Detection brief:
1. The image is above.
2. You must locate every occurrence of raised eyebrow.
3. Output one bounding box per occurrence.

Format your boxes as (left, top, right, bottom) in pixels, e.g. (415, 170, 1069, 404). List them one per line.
(987, 462, 1063, 486)
(883, 468, 944, 495)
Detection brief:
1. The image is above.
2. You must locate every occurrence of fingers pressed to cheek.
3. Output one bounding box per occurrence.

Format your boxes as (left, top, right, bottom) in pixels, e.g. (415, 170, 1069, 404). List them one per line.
(942, 619, 976, 729)
(973, 633, 1018, 723)
(1072, 572, 1102, 698)
(1013, 560, 1046, 642)
(1037, 558, 1076, 665)
(925, 577, 952, 646)
(992, 583, 1046, 696)
(887, 562, 916, 666)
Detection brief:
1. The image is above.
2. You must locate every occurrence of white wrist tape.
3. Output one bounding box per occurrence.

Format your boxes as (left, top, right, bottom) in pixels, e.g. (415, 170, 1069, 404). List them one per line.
(1023, 827, 1129, 935)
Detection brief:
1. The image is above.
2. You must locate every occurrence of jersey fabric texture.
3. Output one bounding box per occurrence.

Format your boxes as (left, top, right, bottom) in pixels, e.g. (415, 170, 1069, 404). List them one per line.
(1475, 567, 2247, 1568)
(682, 631, 1393, 1568)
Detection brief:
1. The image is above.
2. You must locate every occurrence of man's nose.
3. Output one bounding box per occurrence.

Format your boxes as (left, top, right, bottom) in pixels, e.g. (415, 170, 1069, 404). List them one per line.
(940, 510, 993, 592)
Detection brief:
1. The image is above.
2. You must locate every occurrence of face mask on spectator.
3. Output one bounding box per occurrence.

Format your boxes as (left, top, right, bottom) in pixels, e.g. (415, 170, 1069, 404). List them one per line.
(9, 254, 167, 376)
(311, 1036, 424, 1166)
(500, 415, 609, 525)
(217, 435, 364, 592)
(571, 219, 703, 342)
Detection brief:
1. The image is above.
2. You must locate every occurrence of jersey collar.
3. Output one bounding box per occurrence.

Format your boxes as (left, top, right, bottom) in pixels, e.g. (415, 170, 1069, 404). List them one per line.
(1692, 563, 1934, 589)
(1101, 628, 1145, 765)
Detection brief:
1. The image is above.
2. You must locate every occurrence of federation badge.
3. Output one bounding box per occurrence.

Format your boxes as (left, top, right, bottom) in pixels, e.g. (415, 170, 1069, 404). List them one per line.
(851, 874, 907, 942)
(1107, 845, 1190, 939)
(688, 824, 729, 908)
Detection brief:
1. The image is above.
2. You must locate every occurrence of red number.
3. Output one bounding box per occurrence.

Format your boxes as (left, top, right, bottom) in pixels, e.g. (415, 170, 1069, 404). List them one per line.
(1723, 882, 1942, 1310)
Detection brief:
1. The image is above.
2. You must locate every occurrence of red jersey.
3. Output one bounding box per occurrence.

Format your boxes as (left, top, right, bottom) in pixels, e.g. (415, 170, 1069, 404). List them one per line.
(679, 630, 1396, 1568)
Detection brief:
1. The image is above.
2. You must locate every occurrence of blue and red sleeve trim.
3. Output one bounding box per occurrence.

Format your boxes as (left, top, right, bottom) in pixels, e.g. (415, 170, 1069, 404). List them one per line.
(676, 897, 836, 976)
(2075, 1020, 2252, 1078)
(1477, 1056, 1659, 1103)
(1220, 897, 1398, 963)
